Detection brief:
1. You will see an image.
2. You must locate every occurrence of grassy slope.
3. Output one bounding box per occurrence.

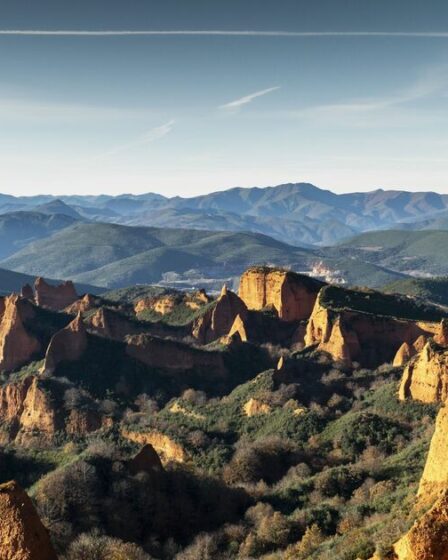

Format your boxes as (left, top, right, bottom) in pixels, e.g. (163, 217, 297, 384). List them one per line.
(0, 223, 310, 288)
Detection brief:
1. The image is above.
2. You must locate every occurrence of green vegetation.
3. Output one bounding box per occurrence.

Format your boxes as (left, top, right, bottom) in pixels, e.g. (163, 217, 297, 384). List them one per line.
(320, 283, 447, 321)
(384, 276, 448, 306)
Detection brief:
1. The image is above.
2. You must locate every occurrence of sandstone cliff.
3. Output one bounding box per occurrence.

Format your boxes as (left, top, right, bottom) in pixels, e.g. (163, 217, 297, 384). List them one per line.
(305, 290, 438, 368)
(86, 307, 138, 340)
(43, 313, 88, 374)
(390, 489, 448, 560)
(192, 285, 247, 344)
(126, 333, 226, 375)
(418, 404, 448, 499)
(0, 295, 40, 372)
(64, 293, 99, 315)
(399, 340, 448, 403)
(134, 290, 211, 315)
(122, 429, 187, 464)
(0, 480, 57, 560)
(393, 342, 415, 367)
(34, 277, 78, 311)
(239, 267, 324, 321)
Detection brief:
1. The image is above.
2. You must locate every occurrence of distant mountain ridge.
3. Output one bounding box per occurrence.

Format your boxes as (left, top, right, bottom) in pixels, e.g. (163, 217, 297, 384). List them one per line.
(1, 183, 447, 246)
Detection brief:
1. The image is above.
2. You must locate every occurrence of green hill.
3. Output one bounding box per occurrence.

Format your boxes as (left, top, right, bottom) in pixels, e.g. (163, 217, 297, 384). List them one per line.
(1, 222, 311, 288)
(331, 229, 448, 276)
(384, 276, 448, 307)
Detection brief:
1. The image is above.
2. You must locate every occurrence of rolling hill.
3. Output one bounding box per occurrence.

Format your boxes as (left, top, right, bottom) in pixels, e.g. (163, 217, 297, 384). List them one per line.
(0, 222, 313, 288)
(331, 229, 448, 276)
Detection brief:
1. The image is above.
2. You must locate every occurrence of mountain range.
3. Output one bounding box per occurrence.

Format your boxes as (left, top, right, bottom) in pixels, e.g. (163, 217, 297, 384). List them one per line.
(2, 183, 448, 247)
(0, 182, 448, 290)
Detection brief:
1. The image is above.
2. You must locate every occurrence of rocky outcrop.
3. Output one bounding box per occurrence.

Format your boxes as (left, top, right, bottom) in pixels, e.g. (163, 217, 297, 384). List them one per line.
(418, 405, 448, 499)
(43, 313, 88, 374)
(434, 319, 448, 346)
(20, 283, 34, 301)
(0, 295, 40, 372)
(65, 408, 102, 436)
(243, 398, 271, 416)
(134, 290, 211, 316)
(16, 377, 62, 446)
(389, 489, 448, 559)
(128, 444, 163, 474)
(305, 292, 438, 368)
(34, 277, 78, 311)
(192, 285, 247, 344)
(86, 307, 138, 340)
(0, 480, 57, 560)
(64, 293, 99, 315)
(126, 334, 226, 375)
(228, 314, 248, 343)
(399, 340, 448, 403)
(238, 267, 324, 321)
(393, 342, 416, 367)
(122, 429, 187, 464)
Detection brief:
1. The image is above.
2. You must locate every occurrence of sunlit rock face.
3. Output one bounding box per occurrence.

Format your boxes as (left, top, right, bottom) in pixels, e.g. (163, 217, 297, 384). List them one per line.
(0, 480, 58, 560)
(34, 276, 78, 311)
(0, 295, 40, 372)
(238, 266, 324, 321)
(193, 285, 248, 344)
(399, 340, 448, 404)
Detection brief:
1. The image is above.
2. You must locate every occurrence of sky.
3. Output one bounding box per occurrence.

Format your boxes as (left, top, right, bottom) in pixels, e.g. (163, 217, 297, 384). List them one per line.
(1, 0, 448, 196)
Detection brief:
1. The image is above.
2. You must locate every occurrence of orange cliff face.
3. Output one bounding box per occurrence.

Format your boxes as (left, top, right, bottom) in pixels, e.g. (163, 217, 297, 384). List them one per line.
(417, 405, 448, 499)
(192, 285, 248, 344)
(85, 307, 138, 341)
(399, 340, 448, 403)
(34, 276, 78, 311)
(387, 489, 448, 560)
(0, 295, 41, 372)
(305, 290, 438, 368)
(42, 313, 88, 374)
(238, 267, 324, 321)
(0, 480, 58, 560)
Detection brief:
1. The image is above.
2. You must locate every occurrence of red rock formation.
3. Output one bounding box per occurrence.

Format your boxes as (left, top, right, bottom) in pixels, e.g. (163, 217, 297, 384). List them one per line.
(413, 335, 427, 353)
(238, 267, 324, 321)
(0, 295, 40, 372)
(135, 290, 211, 316)
(434, 319, 448, 346)
(65, 408, 102, 436)
(20, 283, 34, 301)
(16, 377, 62, 446)
(86, 307, 138, 340)
(390, 489, 448, 559)
(393, 342, 416, 367)
(64, 293, 99, 315)
(192, 285, 248, 344)
(122, 429, 187, 464)
(34, 276, 78, 310)
(399, 341, 448, 403)
(0, 480, 57, 560)
(228, 314, 248, 343)
(418, 404, 448, 499)
(43, 313, 87, 374)
(128, 444, 163, 474)
(305, 292, 438, 368)
(126, 333, 226, 375)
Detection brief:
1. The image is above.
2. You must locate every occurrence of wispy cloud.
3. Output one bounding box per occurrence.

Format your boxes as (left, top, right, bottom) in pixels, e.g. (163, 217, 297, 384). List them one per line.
(220, 86, 280, 111)
(93, 119, 175, 159)
(281, 67, 448, 124)
(0, 97, 150, 122)
(1, 30, 448, 38)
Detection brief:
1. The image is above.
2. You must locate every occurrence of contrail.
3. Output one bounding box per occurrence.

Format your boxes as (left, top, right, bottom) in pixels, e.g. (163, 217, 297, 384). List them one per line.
(0, 30, 448, 37)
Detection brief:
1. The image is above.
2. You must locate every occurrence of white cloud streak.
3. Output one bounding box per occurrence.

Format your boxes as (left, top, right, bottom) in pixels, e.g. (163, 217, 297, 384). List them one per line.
(93, 119, 175, 159)
(220, 86, 280, 110)
(1, 30, 448, 37)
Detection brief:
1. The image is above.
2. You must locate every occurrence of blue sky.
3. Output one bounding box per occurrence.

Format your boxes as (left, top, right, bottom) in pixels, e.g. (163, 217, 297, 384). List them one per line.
(1, 0, 448, 196)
